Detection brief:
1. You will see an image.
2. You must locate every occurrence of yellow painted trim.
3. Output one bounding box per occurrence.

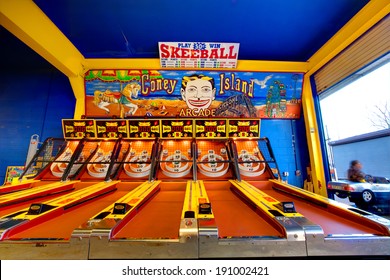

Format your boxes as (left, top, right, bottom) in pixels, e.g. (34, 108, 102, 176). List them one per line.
(196, 180, 214, 219)
(181, 181, 214, 219)
(0, 0, 85, 78)
(9, 181, 117, 220)
(84, 58, 308, 73)
(307, 0, 390, 75)
(6, 179, 38, 187)
(94, 180, 160, 219)
(0, 180, 78, 207)
(69, 76, 86, 118)
(229, 180, 303, 217)
(238, 60, 308, 73)
(301, 76, 327, 196)
(269, 179, 330, 203)
(181, 181, 197, 219)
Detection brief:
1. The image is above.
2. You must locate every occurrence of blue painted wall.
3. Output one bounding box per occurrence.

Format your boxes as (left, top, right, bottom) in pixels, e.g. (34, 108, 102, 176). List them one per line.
(0, 68, 75, 183)
(261, 118, 309, 187)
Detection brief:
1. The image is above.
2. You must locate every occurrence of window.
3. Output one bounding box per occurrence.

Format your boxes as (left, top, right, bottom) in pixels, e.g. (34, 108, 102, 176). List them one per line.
(319, 60, 390, 181)
(320, 60, 390, 140)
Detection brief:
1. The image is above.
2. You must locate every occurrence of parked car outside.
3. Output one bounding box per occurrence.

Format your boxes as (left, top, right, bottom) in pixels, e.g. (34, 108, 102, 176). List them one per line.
(327, 175, 390, 214)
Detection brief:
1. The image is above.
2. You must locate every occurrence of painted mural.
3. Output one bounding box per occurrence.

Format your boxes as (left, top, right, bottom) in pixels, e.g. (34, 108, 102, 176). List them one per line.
(84, 70, 303, 119)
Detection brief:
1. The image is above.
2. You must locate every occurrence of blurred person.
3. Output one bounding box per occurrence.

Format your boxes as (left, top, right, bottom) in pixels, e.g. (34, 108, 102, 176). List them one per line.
(347, 160, 365, 182)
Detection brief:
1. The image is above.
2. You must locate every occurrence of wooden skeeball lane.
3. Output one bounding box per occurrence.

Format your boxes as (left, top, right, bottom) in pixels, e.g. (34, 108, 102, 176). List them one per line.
(0, 138, 142, 260)
(196, 179, 306, 258)
(0, 139, 83, 196)
(0, 138, 105, 204)
(0, 138, 109, 214)
(0, 139, 96, 237)
(0, 180, 129, 259)
(231, 138, 390, 257)
(2, 118, 390, 259)
(84, 137, 307, 259)
(0, 138, 122, 219)
(83, 139, 199, 259)
(249, 179, 390, 256)
(190, 138, 306, 258)
(79, 180, 199, 259)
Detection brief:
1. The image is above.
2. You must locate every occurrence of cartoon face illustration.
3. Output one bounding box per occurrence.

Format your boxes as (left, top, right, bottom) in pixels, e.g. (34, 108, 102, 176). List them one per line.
(181, 74, 216, 112)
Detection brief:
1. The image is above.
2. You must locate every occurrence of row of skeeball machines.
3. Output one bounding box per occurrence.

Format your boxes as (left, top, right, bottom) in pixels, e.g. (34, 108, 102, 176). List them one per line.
(0, 136, 389, 259)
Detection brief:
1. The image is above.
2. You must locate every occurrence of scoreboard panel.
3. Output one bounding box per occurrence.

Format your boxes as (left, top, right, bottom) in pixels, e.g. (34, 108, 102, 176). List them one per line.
(194, 119, 227, 139)
(160, 119, 193, 139)
(128, 119, 160, 139)
(96, 120, 128, 139)
(62, 119, 96, 139)
(62, 118, 261, 140)
(228, 119, 260, 138)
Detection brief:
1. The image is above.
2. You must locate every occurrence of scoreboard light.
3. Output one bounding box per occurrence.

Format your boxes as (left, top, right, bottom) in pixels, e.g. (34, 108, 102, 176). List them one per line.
(140, 132, 150, 138)
(173, 131, 183, 138)
(206, 132, 216, 138)
(107, 132, 117, 138)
